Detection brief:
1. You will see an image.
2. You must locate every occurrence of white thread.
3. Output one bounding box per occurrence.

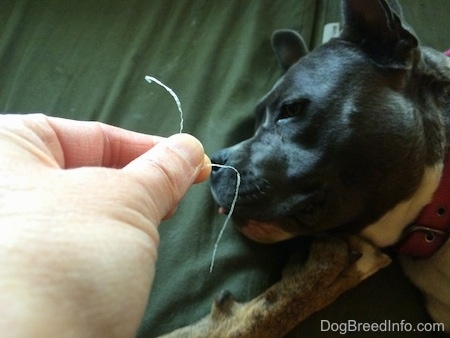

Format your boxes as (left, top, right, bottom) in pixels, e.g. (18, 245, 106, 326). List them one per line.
(208, 164, 241, 273)
(144, 75, 241, 273)
(145, 75, 184, 133)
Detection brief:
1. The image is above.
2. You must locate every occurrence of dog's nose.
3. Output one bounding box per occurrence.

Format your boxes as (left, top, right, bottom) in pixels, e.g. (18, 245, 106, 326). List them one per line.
(210, 149, 229, 171)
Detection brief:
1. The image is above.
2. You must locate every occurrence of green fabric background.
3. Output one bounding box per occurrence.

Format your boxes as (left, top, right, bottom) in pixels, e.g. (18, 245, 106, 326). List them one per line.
(1, 1, 449, 337)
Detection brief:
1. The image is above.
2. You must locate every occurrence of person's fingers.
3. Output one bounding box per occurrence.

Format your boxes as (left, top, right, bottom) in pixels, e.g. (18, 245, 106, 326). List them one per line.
(44, 115, 165, 168)
(44, 115, 213, 183)
(161, 155, 211, 221)
(0, 114, 166, 169)
(0, 114, 212, 184)
(123, 133, 208, 222)
(162, 207, 178, 221)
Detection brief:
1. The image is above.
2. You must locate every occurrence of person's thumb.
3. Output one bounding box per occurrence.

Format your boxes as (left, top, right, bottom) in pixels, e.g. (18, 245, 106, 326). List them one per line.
(123, 133, 208, 224)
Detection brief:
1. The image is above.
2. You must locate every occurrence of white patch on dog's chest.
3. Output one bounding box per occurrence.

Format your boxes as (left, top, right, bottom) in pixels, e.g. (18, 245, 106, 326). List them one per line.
(361, 164, 443, 247)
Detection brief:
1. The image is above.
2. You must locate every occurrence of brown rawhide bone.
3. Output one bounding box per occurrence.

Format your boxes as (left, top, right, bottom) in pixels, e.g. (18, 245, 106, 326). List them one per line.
(159, 236, 391, 338)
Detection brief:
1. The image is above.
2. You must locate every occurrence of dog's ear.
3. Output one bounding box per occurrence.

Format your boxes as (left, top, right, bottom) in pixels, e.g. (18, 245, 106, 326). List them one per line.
(340, 0, 418, 68)
(271, 30, 309, 72)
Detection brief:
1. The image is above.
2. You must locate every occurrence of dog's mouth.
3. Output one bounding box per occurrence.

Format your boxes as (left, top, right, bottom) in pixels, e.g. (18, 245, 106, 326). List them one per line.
(237, 220, 299, 243)
(217, 207, 294, 243)
(218, 196, 326, 243)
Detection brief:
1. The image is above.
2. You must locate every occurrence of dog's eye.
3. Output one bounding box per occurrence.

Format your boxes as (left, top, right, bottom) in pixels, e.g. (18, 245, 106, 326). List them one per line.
(279, 100, 308, 120)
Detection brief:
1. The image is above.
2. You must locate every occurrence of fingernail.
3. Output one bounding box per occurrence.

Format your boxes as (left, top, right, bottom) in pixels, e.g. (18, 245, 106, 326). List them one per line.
(194, 154, 212, 183)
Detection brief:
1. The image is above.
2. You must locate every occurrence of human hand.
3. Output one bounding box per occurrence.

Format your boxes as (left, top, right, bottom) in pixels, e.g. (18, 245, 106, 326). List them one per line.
(0, 113, 211, 337)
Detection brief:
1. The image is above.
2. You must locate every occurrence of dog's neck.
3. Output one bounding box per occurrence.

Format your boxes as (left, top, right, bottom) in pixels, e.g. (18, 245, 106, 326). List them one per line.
(361, 49, 450, 249)
(361, 163, 443, 247)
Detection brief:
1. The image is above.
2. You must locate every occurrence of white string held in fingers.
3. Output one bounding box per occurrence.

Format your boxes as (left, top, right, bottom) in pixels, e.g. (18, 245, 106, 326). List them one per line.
(145, 75, 241, 273)
(145, 75, 184, 133)
(208, 164, 241, 273)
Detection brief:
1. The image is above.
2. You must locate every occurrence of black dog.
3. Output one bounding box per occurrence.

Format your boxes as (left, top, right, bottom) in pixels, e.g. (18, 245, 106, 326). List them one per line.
(211, 0, 450, 330)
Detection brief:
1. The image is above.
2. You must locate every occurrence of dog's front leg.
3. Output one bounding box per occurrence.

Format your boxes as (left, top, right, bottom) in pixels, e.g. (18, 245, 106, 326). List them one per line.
(159, 236, 390, 338)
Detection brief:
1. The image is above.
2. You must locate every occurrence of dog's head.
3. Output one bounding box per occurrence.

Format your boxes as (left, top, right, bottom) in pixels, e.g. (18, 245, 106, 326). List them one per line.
(210, 0, 448, 243)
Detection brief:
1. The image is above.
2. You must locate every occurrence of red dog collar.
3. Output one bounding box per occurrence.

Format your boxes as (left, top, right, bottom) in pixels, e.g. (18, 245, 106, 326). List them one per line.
(396, 152, 450, 259)
(396, 51, 450, 259)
